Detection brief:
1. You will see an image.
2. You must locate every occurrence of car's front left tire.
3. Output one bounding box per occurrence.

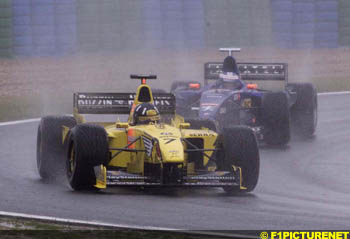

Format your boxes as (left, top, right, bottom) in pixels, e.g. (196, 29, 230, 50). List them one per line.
(262, 92, 291, 146)
(217, 126, 260, 193)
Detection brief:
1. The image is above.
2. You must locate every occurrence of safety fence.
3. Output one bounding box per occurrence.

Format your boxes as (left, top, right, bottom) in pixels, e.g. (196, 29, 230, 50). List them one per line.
(339, 0, 350, 46)
(271, 0, 338, 48)
(0, 0, 12, 57)
(12, 0, 77, 56)
(1, 0, 349, 58)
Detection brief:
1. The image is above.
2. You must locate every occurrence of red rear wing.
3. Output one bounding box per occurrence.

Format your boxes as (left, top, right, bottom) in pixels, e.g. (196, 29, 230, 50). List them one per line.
(74, 92, 175, 115)
(204, 62, 288, 84)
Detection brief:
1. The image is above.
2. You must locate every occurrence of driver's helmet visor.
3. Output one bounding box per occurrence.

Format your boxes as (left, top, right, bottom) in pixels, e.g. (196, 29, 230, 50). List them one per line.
(137, 108, 161, 124)
(138, 115, 160, 124)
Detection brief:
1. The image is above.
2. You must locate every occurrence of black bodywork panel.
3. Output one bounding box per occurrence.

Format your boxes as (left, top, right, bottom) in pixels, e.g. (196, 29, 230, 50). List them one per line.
(204, 62, 288, 84)
(74, 92, 176, 115)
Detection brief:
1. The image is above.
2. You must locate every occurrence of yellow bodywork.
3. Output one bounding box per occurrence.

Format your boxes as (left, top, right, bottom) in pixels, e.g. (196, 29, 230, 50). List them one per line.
(106, 124, 216, 168)
(64, 80, 243, 190)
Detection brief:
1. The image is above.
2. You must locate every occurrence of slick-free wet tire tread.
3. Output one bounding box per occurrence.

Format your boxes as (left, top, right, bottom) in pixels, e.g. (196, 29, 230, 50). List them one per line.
(36, 116, 76, 180)
(67, 124, 109, 190)
(218, 126, 260, 193)
(289, 83, 318, 137)
(185, 118, 217, 132)
(262, 92, 291, 146)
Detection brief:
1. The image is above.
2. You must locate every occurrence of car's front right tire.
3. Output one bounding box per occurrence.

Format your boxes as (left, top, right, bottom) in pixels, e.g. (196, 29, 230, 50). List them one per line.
(66, 124, 109, 190)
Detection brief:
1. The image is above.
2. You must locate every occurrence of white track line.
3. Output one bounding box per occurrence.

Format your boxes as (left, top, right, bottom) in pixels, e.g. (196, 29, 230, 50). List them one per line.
(0, 211, 255, 238)
(0, 210, 174, 231)
(318, 91, 350, 96)
(0, 118, 40, 127)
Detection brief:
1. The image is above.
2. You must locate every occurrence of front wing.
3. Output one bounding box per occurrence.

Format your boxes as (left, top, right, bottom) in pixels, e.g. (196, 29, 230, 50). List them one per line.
(94, 165, 244, 189)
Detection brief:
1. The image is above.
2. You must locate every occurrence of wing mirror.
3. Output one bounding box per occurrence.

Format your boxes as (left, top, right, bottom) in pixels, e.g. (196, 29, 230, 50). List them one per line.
(179, 123, 190, 129)
(116, 123, 129, 129)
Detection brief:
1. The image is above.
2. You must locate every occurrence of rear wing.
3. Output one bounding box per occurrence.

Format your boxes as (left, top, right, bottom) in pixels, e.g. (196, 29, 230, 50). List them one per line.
(204, 62, 288, 85)
(74, 92, 175, 115)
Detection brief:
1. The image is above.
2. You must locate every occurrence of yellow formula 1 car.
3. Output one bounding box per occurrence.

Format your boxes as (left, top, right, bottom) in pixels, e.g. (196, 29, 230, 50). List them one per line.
(36, 75, 259, 193)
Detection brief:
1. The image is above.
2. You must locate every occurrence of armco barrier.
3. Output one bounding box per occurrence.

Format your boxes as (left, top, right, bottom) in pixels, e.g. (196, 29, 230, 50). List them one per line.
(76, 0, 101, 52)
(271, 0, 293, 11)
(8, 0, 348, 56)
(315, 0, 338, 48)
(0, 1, 12, 57)
(271, 0, 293, 48)
(160, 0, 185, 48)
(12, 0, 31, 56)
(271, 0, 340, 48)
(316, 1, 338, 12)
(183, 0, 204, 48)
(31, 1, 56, 56)
(12, 0, 77, 56)
(55, 0, 77, 55)
(314, 31, 338, 48)
(0, 0, 11, 8)
(294, 12, 314, 24)
(339, 0, 350, 46)
(142, 0, 162, 49)
(0, 27, 11, 38)
(293, 1, 315, 49)
(293, 1, 314, 13)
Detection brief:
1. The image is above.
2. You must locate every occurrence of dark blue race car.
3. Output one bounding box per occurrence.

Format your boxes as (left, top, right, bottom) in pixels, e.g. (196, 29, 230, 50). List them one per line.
(171, 48, 318, 146)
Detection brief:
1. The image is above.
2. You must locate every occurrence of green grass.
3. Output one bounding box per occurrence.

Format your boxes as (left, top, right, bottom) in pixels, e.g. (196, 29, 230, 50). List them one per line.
(0, 95, 41, 122)
(0, 217, 211, 239)
(0, 93, 72, 122)
(312, 76, 350, 93)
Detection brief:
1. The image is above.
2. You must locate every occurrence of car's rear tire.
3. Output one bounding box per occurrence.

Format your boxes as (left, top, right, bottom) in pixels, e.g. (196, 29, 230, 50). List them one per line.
(36, 116, 76, 180)
(185, 118, 217, 132)
(217, 126, 260, 193)
(289, 83, 318, 137)
(262, 92, 291, 146)
(67, 124, 109, 190)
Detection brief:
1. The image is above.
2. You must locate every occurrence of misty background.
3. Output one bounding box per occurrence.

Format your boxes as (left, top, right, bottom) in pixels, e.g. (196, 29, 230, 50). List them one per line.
(0, 0, 350, 119)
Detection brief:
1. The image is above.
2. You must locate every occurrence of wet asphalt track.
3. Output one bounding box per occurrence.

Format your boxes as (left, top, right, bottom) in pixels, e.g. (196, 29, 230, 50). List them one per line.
(1, 93, 350, 230)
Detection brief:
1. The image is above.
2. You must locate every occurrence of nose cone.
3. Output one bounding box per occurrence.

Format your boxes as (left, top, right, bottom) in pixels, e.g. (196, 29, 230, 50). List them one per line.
(159, 138, 184, 163)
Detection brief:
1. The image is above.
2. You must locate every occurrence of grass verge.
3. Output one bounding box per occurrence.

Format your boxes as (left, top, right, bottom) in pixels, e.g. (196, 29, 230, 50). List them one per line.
(0, 93, 72, 122)
(0, 217, 214, 239)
